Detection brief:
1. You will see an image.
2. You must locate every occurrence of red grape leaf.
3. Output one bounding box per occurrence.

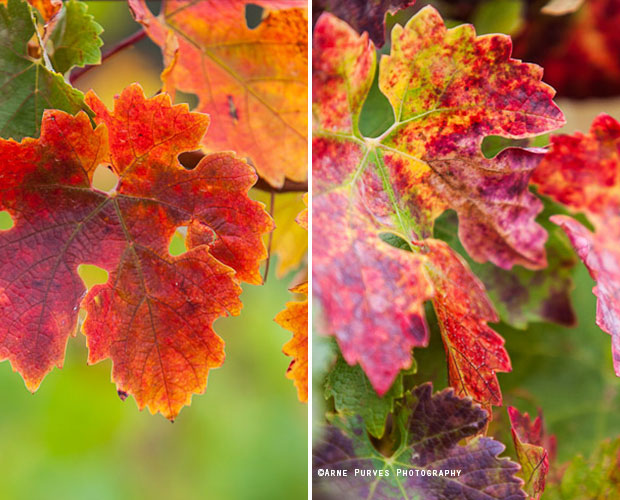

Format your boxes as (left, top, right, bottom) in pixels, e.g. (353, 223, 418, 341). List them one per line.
(313, 8, 562, 403)
(313, 383, 526, 500)
(532, 113, 620, 377)
(508, 406, 552, 500)
(312, 0, 415, 47)
(275, 281, 308, 403)
(129, 0, 308, 189)
(0, 84, 272, 419)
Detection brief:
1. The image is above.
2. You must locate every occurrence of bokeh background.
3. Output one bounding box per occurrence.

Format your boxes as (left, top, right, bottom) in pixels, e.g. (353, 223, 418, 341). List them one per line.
(0, 2, 307, 499)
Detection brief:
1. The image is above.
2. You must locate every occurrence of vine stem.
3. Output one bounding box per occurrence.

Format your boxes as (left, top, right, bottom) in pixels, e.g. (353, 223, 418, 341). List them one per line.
(262, 191, 276, 284)
(69, 29, 147, 85)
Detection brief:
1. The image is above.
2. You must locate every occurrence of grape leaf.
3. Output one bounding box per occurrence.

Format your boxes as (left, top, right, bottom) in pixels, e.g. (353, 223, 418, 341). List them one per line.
(313, 383, 526, 500)
(275, 281, 308, 403)
(129, 0, 308, 188)
(435, 210, 577, 329)
(0, 0, 61, 21)
(507, 406, 551, 500)
(324, 354, 412, 439)
(0, 0, 87, 140)
(0, 84, 272, 419)
(47, 0, 103, 74)
(313, 7, 562, 404)
(312, 0, 415, 47)
(532, 113, 620, 378)
(544, 437, 620, 500)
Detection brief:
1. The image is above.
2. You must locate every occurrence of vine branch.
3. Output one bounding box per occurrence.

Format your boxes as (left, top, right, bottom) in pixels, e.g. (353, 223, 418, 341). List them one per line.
(70, 29, 147, 85)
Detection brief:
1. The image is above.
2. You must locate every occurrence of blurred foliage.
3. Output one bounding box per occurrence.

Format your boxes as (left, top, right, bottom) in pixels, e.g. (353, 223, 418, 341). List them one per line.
(0, 2, 307, 499)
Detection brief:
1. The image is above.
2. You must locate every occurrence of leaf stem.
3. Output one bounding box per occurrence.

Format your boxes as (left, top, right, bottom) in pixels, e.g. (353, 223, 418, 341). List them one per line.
(69, 28, 147, 84)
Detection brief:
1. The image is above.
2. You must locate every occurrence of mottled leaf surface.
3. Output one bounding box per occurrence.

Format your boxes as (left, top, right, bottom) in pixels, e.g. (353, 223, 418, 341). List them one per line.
(314, 383, 526, 500)
(312, 0, 415, 47)
(435, 210, 577, 329)
(532, 113, 620, 377)
(129, 0, 308, 188)
(0, 84, 272, 419)
(48, 0, 103, 74)
(0, 0, 61, 20)
(0, 0, 86, 140)
(275, 281, 308, 403)
(313, 7, 562, 403)
(508, 406, 550, 500)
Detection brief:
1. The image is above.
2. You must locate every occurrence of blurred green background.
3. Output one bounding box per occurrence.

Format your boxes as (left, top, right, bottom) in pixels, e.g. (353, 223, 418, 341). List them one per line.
(0, 2, 307, 499)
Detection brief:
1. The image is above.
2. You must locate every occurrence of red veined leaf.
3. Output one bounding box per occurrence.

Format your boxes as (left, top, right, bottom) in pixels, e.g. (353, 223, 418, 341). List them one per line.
(0, 84, 273, 419)
(313, 7, 563, 404)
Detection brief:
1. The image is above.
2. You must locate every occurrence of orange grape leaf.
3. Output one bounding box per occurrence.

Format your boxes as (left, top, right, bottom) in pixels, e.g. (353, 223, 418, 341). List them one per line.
(0, 84, 272, 419)
(508, 406, 553, 500)
(129, 0, 308, 188)
(313, 8, 563, 402)
(0, 0, 62, 20)
(275, 281, 308, 403)
(532, 113, 620, 377)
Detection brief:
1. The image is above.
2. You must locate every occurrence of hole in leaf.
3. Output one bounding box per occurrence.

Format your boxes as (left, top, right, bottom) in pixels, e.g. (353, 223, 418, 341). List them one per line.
(245, 4, 264, 29)
(91, 164, 119, 193)
(174, 90, 199, 109)
(480, 135, 532, 158)
(0, 211, 14, 230)
(78, 264, 109, 290)
(379, 232, 412, 251)
(359, 70, 394, 138)
(169, 226, 188, 256)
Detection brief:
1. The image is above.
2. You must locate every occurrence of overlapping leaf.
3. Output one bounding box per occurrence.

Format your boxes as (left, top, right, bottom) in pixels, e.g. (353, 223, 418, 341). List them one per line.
(47, 0, 103, 74)
(435, 211, 577, 329)
(0, 0, 86, 140)
(314, 383, 526, 500)
(508, 406, 552, 500)
(275, 281, 308, 403)
(0, 84, 272, 419)
(313, 7, 563, 405)
(0, 0, 61, 21)
(312, 0, 415, 47)
(532, 113, 620, 377)
(324, 354, 410, 438)
(129, 0, 308, 188)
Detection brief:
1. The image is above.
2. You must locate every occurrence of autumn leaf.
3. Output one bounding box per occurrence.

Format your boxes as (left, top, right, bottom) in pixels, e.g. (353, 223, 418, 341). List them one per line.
(435, 210, 577, 329)
(47, 0, 103, 74)
(0, 0, 87, 140)
(314, 383, 526, 500)
(313, 7, 563, 404)
(508, 406, 553, 500)
(312, 0, 415, 47)
(275, 281, 308, 403)
(532, 113, 620, 378)
(129, 0, 308, 188)
(0, 0, 62, 21)
(0, 84, 272, 419)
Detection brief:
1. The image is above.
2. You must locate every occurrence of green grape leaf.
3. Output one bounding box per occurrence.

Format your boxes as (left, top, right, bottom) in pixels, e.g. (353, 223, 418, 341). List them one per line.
(48, 0, 103, 74)
(0, 0, 87, 140)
